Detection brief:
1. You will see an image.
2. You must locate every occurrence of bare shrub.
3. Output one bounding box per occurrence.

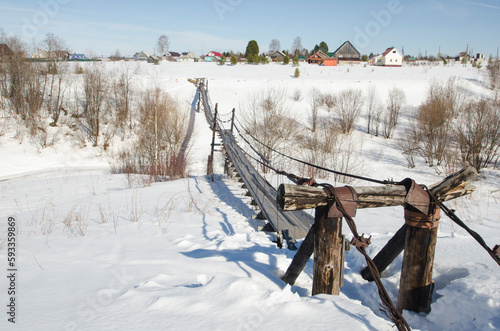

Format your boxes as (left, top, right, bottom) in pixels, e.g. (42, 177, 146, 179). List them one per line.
(291, 89, 302, 102)
(487, 57, 500, 90)
(299, 118, 363, 183)
(397, 124, 419, 168)
(321, 93, 336, 112)
(455, 99, 500, 170)
(111, 64, 136, 140)
(299, 119, 338, 178)
(309, 88, 322, 132)
(365, 86, 383, 136)
(244, 88, 299, 172)
(3, 37, 46, 136)
(382, 87, 406, 138)
(43, 33, 69, 126)
(82, 63, 108, 146)
(333, 88, 364, 134)
(415, 82, 454, 166)
(113, 87, 189, 180)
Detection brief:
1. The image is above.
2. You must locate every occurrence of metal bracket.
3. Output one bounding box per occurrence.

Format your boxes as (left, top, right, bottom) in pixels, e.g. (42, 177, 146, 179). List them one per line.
(324, 186, 358, 218)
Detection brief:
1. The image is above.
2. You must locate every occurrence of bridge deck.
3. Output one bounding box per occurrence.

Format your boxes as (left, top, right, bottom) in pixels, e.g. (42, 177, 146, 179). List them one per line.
(198, 84, 314, 248)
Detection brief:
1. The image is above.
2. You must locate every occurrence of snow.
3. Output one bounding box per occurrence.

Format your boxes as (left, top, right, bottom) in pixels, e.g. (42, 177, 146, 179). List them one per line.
(1, 61, 499, 331)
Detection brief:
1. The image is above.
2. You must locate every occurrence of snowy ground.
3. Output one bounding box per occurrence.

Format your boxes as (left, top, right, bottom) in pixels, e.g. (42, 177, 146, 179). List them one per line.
(1, 61, 499, 330)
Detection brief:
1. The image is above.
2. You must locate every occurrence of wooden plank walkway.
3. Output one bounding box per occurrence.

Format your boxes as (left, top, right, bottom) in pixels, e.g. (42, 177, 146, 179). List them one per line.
(198, 82, 314, 248)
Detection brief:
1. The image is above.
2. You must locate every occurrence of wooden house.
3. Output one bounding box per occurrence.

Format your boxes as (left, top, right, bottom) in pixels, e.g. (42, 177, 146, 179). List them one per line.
(164, 51, 180, 62)
(133, 51, 150, 61)
(308, 51, 337, 66)
(270, 50, 286, 62)
(375, 47, 403, 67)
(204, 51, 222, 62)
(331, 41, 360, 60)
(180, 52, 197, 62)
(32, 49, 49, 59)
(147, 55, 161, 64)
(0, 44, 13, 61)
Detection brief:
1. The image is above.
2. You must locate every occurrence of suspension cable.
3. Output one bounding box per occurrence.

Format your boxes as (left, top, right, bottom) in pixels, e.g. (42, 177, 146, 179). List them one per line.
(234, 116, 397, 185)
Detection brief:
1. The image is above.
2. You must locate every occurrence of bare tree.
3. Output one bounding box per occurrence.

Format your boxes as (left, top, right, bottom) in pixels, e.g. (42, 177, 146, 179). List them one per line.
(82, 63, 108, 146)
(455, 99, 500, 170)
(365, 86, 383, 136)
(43, 33, 69, 126)
(156, 35, 169, 56)
(382, 87, 406, 138)
(309, 88, 322, 132)
(414, 81, 457, 166)
(115, 87, 188, 180)
(3, 36, 46, 134)
(333, 89, 364, 134)
(269, 39, 281, 53)
(487, 57, 500, 91)
(291, 36, 303, 57)
(112, 64, 136, 140)
(244, 88, 298, 172)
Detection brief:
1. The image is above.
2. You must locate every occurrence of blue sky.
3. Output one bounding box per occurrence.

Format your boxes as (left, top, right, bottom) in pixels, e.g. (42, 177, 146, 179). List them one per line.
(1, 0, 499, 58)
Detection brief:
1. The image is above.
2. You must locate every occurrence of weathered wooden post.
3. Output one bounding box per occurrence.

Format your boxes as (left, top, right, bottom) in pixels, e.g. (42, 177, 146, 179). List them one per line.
(312, 207, 343, 295)
(207, 103, 218, 181)
(230, 108, 235, 133)
(361, 166, 478, 282)
(278, 166, 477, 299)
(396, 179, 440, 313)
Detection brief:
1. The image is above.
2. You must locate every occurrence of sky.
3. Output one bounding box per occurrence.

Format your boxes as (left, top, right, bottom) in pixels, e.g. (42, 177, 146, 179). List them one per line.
(0, 0, 499, 58)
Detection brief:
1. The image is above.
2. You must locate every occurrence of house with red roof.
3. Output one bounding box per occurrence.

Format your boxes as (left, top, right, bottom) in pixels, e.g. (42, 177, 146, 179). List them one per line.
(374, 47, 403, 67)
(204, 51, 222, 62)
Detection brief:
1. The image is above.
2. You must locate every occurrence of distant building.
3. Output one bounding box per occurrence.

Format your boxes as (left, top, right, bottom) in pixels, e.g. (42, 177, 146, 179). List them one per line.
(374, 47, 403, 67)
(204, 51, 222, 62)
(179, 52, 197, 62)
(70, 53, 87, 60)
(164, 51, 181, 62)
(147, 55, 161, 64)
(308, 51, 337, 66)
(133, 51, 150, 61)
(269, 50, 286, 62)
(0, 44, 13, 61)
(330, 41, 361, 64)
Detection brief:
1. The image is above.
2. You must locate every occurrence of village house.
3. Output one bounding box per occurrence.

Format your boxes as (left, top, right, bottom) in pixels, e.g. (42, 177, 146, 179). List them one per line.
(374, 47, 403, 67)
(164, 51, 181, 62)
(179, 52, 197, 62)
(204, 51, 222, 62)
(269, 50, 286, 62)
(147, 55, 161, 64)
(133, 51, 150, 61)
(0, 44, 13, 62)
(330, 41, 361, 64)
(70, 53, 87, 60)
(308, 50, 337, 66)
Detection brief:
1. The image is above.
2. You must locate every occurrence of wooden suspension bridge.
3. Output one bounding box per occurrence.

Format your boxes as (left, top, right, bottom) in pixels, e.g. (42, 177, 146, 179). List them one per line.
(188, 78, 500, 331)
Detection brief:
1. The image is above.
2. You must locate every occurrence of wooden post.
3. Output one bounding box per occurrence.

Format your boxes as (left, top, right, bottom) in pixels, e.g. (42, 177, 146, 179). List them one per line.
(312, 206, 343, 296)
(397, 224, 438, 313)
(361, 224, 408, 281)
(282, 225, 315, 285)
(208, 103, 218, 181)
(360, 166, 478, 280)
(230, 108, 235, 133)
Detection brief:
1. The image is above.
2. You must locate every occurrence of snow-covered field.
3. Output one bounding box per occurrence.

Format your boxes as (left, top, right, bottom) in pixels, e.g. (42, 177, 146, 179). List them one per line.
(1, 61, 499, 330)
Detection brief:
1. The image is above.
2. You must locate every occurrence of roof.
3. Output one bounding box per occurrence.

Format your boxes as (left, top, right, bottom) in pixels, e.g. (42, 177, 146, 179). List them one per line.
(331, 41, 360, 58)
(382, 47, 402, 57)
(0, 44, 13, 57)
(270, 50, 286, 58)
(309, 50, 331, 60)
(208, 51, 222, 57)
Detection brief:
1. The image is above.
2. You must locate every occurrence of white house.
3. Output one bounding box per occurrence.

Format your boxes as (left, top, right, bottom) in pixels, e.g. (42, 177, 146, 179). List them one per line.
(375, 47, 403, 67)
(179, 52, 197, 62)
